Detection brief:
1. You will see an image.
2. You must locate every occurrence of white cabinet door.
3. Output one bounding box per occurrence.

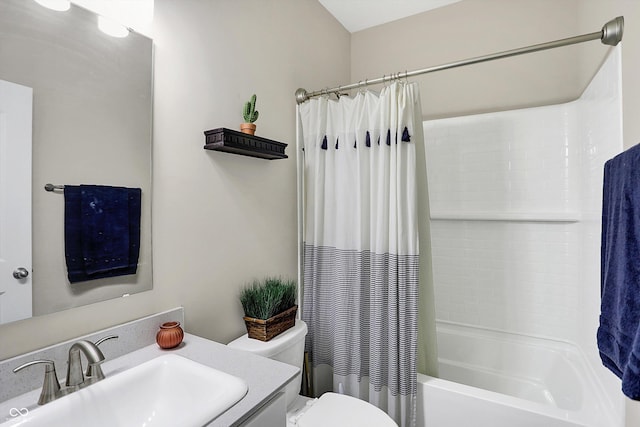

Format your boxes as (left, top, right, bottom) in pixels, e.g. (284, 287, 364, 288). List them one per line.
(0, 79, 33, 324)
(238, 392, 286, 427)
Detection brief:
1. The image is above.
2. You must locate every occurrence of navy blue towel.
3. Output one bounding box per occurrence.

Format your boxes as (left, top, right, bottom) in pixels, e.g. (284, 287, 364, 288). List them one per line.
(64, 185, 141, 284)
(598, 143, 640, 399)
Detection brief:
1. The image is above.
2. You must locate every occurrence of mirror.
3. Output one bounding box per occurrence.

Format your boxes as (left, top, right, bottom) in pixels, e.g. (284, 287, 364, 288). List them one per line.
(0, 0, 153, 324)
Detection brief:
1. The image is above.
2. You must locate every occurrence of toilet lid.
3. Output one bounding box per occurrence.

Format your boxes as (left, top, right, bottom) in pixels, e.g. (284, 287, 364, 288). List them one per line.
(297, 393, 398, 427)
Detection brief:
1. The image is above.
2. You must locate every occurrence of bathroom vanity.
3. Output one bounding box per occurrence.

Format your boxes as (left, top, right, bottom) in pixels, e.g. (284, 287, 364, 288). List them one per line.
(0, 309, 298, 426)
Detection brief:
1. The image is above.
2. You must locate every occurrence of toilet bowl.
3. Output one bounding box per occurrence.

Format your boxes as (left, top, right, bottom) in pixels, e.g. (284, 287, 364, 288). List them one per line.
(227, 320, 397, 427)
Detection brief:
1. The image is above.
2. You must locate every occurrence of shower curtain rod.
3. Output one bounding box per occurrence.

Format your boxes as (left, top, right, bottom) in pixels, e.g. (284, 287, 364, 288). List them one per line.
(295, 16, 624, 104)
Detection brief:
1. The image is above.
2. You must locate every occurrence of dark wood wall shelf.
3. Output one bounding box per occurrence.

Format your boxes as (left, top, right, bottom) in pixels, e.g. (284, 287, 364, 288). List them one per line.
(204, 128, 288, 160)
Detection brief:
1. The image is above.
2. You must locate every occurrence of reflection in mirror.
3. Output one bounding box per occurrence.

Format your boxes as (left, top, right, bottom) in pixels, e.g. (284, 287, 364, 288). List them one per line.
(0, 0, 153, 325)
(0, 79, 33, 323)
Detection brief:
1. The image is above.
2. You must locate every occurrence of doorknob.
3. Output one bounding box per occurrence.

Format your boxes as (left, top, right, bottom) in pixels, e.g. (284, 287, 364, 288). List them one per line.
(13, 267, 29, 279)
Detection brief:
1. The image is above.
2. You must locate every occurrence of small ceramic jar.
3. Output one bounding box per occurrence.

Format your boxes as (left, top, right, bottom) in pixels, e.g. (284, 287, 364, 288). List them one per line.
(156, 321, 184, 349)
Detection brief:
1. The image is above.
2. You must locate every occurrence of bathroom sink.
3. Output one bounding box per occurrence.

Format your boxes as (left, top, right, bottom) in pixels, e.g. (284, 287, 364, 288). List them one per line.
(4, 354, 248, 427)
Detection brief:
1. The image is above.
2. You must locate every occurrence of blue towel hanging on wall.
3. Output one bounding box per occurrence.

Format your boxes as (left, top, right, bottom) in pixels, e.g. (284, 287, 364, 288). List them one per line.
(598, 143, 640, 399)
(64, 185, 141, 283)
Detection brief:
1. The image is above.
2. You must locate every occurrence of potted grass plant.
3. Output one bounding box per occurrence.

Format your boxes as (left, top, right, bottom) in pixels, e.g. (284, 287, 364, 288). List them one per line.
(240, 277, 297, 341)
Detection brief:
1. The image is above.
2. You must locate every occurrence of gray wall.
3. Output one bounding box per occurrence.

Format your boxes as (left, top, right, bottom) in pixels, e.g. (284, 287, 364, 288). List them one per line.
(352, 0, 589, 119)
(0, 0, 350, 359)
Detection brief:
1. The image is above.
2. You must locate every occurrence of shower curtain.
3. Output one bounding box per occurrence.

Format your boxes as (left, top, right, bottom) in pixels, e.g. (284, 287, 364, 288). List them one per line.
(297, 82, 421, 427)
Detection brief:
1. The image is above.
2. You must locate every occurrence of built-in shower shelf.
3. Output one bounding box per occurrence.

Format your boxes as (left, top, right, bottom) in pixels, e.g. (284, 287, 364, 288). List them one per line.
(203, 128, 288, 160)
(430, 211, 581, 222)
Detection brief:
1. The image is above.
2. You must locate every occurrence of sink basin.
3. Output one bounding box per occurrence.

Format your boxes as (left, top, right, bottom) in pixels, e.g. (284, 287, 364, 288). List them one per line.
(4, 354, 248, 427)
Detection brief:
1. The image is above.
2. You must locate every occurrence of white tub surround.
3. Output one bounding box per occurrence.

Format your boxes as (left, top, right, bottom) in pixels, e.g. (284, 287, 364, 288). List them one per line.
(430, 322, 616, 426)
(423, 46, 624, 425)
(0, 309, 298, 426)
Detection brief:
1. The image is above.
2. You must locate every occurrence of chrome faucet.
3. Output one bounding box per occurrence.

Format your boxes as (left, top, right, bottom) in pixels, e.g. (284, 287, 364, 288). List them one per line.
(65, 340, 105, 388)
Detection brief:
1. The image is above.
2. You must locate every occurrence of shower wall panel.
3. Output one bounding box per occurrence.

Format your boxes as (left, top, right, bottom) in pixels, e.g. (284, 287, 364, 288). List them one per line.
(424, 48, 622, 344)
(425, 103, 581, 341)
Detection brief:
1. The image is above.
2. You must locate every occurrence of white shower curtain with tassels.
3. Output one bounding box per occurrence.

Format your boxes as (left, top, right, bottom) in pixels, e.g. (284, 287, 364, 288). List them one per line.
(298, 82, 421, 427)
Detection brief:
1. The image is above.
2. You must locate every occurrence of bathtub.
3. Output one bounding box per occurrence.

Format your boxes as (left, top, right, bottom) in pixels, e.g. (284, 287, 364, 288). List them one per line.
(416, 322, 619, 427)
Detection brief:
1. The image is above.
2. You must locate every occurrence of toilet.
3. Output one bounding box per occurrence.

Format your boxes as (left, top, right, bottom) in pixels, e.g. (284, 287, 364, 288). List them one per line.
(227, 320, 397, 427)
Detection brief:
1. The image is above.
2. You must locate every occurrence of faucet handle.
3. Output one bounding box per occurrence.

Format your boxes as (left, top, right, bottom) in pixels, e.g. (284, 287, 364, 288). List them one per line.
(94, 334, 118, 347)
(13, 360, 61, 405)
(86, 335, 119, 380)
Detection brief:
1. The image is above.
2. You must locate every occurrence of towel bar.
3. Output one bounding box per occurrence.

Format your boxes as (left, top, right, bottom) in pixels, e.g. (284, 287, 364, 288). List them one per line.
(44, 183, 64, 192)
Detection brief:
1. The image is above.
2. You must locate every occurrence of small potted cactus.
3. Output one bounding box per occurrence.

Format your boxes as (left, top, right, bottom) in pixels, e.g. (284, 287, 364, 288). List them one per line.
(240, 94, 259, 135)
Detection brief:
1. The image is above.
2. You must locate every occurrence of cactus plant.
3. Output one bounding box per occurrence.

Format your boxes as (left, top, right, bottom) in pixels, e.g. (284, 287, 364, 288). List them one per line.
(243, 94, 259, 123)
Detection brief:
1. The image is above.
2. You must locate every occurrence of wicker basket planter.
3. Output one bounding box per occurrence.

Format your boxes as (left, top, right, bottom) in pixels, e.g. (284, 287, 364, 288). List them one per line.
(243, 305, 298, 341)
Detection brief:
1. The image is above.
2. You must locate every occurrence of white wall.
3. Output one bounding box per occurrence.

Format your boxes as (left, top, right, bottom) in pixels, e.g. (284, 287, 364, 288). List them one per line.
(0, 0, 350, 360)
(577, 46, 625, 423)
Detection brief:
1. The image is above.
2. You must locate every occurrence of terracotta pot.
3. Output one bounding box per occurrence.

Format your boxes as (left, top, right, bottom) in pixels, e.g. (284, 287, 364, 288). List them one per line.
(240, 123, 256, 135)
(156, 321, 184, 349)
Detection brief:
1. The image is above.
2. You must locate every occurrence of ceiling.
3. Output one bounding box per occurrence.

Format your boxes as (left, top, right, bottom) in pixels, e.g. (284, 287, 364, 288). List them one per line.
(318, 0, 461, 33)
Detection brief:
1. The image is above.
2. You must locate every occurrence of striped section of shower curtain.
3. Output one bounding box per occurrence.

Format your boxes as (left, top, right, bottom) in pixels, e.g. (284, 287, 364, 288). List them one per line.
(298, 82, 421, 427)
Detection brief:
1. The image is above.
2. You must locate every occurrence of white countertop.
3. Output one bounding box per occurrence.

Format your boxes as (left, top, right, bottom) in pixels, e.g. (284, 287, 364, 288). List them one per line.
(0, 333, 299, 426)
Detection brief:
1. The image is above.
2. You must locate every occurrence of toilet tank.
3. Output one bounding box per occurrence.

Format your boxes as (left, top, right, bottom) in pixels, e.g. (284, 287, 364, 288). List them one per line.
(227, 320, 308, 407)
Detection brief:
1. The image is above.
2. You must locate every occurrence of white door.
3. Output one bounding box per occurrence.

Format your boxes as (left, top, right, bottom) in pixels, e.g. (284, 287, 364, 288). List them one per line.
(0, 79, 33, 324)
